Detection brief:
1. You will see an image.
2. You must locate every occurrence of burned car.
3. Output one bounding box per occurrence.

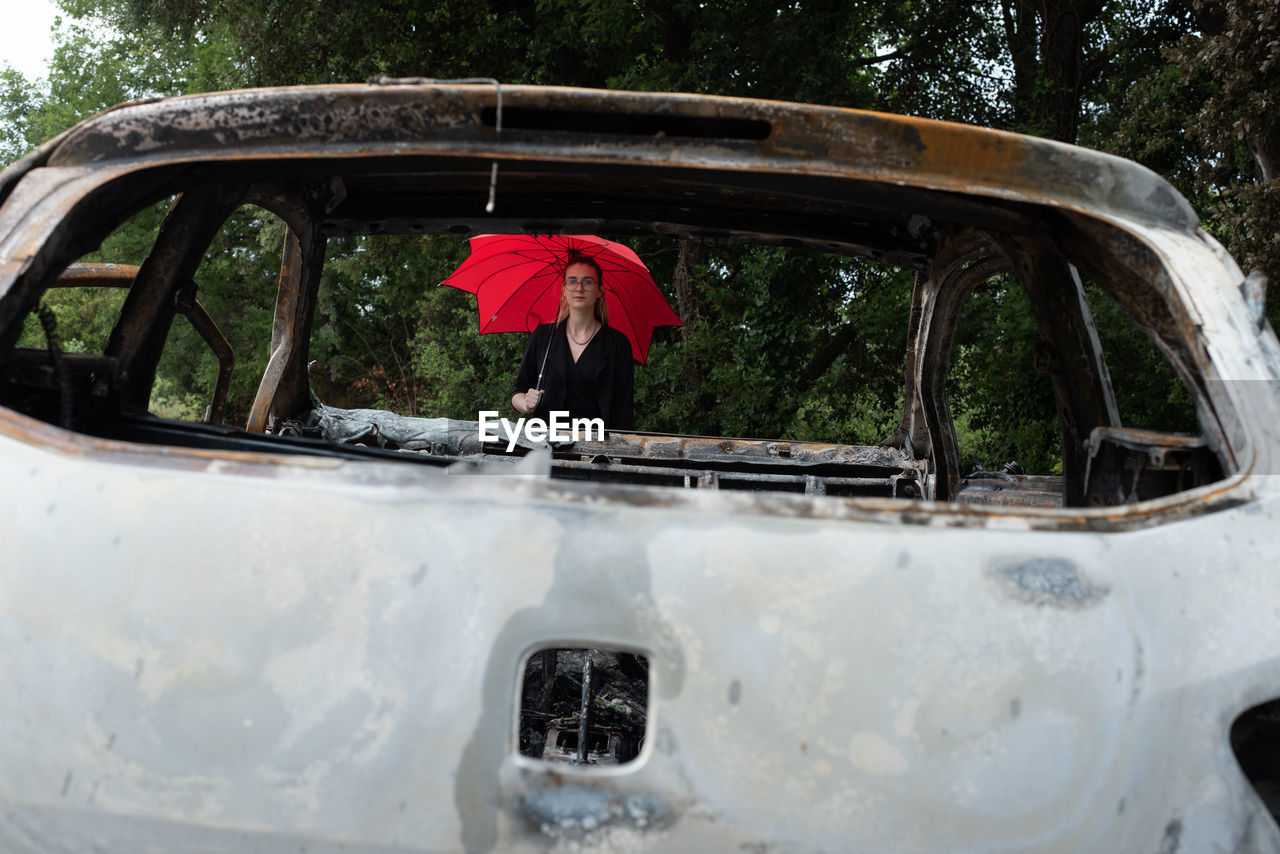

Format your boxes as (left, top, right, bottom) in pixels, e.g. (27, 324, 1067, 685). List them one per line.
(2, 82, 1280, 852)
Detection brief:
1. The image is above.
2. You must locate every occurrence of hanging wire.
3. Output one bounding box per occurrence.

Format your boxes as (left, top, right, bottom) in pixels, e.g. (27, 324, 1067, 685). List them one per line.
(367, 76, 502, 212)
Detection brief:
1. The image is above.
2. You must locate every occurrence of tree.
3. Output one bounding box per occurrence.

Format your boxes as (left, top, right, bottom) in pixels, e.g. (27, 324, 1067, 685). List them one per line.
(1096, 0, 1279, 318)
(1176, 0, 1280, 296)
(0, 68, 41, 165)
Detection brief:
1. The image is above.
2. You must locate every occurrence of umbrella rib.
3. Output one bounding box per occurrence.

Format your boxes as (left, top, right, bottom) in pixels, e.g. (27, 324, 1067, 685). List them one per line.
(470, 239, 568, 288)
(463, 253, 547, 290)
(454, 235, 572, 286)
(492, 273, 566, 332)
(480, 258, 566, 330)
(453, 250, 561, 318)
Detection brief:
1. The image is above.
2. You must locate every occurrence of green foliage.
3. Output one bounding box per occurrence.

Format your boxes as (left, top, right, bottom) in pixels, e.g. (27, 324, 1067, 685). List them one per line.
(948, 276, 1060, 474)
(16, 288, 126, 353)
(148, 374, 209, 421)
(314, 234, 521, 417)
(1082, 282, 1198, 434)
(0, 68, 41, 165)
(1092, 0, 1280, 321)
(945, 274, 1200, 474)
(630, 246, 909, 441)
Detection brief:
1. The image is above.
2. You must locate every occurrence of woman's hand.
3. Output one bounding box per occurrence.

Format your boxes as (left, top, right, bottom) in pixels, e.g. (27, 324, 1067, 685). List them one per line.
(513, 388, 542, 413)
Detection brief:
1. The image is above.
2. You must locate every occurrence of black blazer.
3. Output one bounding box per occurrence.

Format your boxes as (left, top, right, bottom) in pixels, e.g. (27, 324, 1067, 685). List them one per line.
(512, 322, 635, 430)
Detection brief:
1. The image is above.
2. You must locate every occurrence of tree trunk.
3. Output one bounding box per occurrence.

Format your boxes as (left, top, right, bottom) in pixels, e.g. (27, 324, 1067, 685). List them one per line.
(1002, 0, 1106, 143)
(1250, 123, 1280, 183)
(672, 240, 708, 345)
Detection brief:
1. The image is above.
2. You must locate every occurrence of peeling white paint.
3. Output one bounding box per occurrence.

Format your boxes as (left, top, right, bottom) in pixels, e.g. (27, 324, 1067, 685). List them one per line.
(849, 732, 908, 777)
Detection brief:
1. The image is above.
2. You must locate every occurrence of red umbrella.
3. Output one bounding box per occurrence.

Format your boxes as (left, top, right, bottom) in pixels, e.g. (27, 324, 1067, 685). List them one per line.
(441, 234, 681, 364)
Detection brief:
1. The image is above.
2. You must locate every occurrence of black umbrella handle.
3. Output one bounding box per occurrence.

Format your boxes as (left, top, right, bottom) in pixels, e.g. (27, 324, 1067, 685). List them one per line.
(534, 317, 559, 397)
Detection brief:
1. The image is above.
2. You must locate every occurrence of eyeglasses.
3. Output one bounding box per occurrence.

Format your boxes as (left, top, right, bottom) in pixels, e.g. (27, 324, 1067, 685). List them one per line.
(564, 277, 597, 290)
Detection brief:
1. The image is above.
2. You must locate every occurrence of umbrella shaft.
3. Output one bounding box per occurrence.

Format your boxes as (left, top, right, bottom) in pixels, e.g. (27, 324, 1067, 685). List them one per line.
(535, 318, 558, 392)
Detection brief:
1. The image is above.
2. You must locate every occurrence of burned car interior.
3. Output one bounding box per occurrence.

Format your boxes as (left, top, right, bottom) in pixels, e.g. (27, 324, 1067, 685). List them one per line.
(0, 85, 1234, 512)
(9, 84, 1280, 854)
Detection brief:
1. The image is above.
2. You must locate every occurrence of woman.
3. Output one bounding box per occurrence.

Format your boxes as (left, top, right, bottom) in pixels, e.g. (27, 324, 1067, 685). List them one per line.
(511, 255, 634, 430)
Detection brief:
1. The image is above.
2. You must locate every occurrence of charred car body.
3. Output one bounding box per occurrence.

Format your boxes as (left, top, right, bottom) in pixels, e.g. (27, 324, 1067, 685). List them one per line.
(2, 82, 1280, 852)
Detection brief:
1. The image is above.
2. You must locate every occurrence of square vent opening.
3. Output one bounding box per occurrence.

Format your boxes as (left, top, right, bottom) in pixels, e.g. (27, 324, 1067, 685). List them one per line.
(517, 647, 649, 766)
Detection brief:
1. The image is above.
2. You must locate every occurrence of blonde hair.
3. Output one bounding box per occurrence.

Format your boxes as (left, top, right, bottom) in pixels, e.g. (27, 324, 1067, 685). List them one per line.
(556, 255, 609, 325)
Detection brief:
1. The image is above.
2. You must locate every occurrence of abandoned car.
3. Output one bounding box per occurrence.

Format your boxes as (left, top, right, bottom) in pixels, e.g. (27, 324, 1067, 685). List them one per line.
(1, 82, 1279, 852)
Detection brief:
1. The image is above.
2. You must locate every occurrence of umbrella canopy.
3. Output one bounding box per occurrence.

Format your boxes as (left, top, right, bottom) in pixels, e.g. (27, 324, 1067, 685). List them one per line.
(441, 234, 681, 364)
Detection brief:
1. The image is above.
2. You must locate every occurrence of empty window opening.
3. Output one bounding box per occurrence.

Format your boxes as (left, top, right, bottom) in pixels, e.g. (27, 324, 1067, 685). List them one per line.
(518, 647, 649, 766)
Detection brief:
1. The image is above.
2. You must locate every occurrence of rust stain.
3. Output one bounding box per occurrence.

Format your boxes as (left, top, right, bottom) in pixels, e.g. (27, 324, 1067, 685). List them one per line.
(50, 262, 140, 288)
(0, 406, 336, 473)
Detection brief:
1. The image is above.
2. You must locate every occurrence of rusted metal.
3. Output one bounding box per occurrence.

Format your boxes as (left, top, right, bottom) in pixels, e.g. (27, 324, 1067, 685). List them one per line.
(172, 281, 234, 425)
(540, 718, 624, 766)
(894, 224, 1131, 504)
(50, 262, 141, 287)
(246, 224, 324, 432)
(565, 431, 915, 469)
(104, 186, 246, 411)
(547, 456, 910, 496)
(1060, 212, 1236, 469)
(0, 83, 1241, 461)
(954, 474, 1064, 508)
(463, 427, 931, 495)
(244, 184, 335, 430)
(1083, 425, 1222, 505)
(906, 227, 1012, 501)
(39, 85, 1201, 237)
(883, 270, 932, 459)
(50, 264, 235, 425)
(537, 649, 557, 717)
(1087, 425, 1208, 454)
(995, 232, 1120, 503)
(0, 125, 73, 208)
(576, 659, 592, 765)
(0, 391, 1255, 532)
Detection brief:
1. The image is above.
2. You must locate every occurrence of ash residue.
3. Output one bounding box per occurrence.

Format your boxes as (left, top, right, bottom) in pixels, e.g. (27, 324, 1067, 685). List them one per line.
(518, 784, 673, 842)
(989, 558, 1109, 608)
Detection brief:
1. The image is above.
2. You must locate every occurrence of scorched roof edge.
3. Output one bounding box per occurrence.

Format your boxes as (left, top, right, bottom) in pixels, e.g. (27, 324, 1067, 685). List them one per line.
(42, 83, 1201, 234)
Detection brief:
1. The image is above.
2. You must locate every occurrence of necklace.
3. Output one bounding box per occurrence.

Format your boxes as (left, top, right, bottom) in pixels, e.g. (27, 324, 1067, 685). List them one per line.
(567, 323, 600, 346)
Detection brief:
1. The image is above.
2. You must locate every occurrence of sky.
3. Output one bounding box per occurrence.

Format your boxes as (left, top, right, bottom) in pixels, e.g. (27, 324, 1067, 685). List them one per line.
(0, 0, 61, 80)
